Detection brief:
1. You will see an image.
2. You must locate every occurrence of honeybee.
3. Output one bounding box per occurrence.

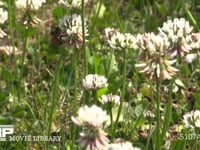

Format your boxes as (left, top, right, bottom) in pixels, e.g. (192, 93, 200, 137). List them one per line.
(50, 25, 63, 45)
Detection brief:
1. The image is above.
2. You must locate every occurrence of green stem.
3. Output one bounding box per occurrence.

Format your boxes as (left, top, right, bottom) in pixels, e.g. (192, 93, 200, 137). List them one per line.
(18, 27, 29, 101)
(161, 78, 174, 140)
(47, 51, 63, 141)
(92, 90, 98, 104)
(194, 128, 198, 150)
(156, 78, 161, 150)
(82, 0, 90, 106)
(82, 0, 87, 76)
(8, 0, 16, 62)
(110, 104, 114, 142)
(111, 0, 123, 31)
(112, 50, 126, 138)
(71, 47, 78, 149)
(146, 118, 153, 150)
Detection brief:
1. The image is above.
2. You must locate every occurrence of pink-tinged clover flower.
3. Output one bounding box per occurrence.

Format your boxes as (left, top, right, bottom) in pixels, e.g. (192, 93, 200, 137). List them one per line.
(135, 33, 178, 80)
(78, 129, 109, 150)
(71, 105, 109, 128)
(72, 105, 109, 149)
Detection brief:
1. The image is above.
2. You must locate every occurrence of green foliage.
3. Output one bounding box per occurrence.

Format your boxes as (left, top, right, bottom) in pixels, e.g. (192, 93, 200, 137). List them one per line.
(0, 0, 200, 149)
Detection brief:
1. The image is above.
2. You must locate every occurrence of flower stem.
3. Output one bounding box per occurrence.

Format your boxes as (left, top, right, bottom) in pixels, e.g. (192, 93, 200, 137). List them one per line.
(82, 0, 87, 76)
(47, 52, 63, 136)
(156, 78, 161, 150)
(71, 47, 78, 149)
(112, 50, 126, 139)
(81, 0, 90, 105)
(109, 104, 114, 142)
(8, 0, 16, 62)
(161, 78, 174, 140)
(111, 0, 123, 31)
(18, 27, 29, 101)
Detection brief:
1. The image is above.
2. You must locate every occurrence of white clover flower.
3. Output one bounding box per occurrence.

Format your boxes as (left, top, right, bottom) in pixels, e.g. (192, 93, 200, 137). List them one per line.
(0, 8, 8, 24)
(159, 18, 193, 43)
(135, 33, 178, 80)
(158, 18, 193, 57)
(59, 14, 88, 48)
(187, 33, 200, 49)
(104, 141, 140, 150)
(107, 30, 137, 50)
(82, 74, 108, 90)
(0, 46, 20, 56)
(15, 0, 46, 10)
(184, 53, 198, 63)
(78, 129, 109, 150)
(0, 28, 7, 38)
(59, 0, 89, 8)
(136, 32, 170, 54)
(144, 110, 155, 119)
(99, 94, 120, 105)
(104, 27, 118, 40)
(71, 105, 109, 128)
(183, 110, 200, 131)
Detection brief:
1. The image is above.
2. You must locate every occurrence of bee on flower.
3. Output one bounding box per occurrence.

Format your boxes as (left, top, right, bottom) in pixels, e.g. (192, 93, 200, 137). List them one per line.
(58, 14, 89, 48)
(59, 0, 89, 8)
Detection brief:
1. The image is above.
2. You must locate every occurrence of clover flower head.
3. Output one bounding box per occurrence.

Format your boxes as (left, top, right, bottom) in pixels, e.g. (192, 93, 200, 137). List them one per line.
(104, 27, 119, 42)
(159, 18, 193, 42)
(59, 14, 88, 48)
(158, 18, 193, 57)
(136, 32, 170, 54)
(104, 141, 141, 150)
(99, 93, 120, 105)
(135, 33, 178, 80)
(71, 105, 109, 128)
(183, 110, 200, 131)
(0, 8, 8, 24)
(59, 0, 89, 8)
(16, 0, 46, 10)
(82, 74, 108, 90)
(78, 129, 109, 150)
(107, 30, 137, 50)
